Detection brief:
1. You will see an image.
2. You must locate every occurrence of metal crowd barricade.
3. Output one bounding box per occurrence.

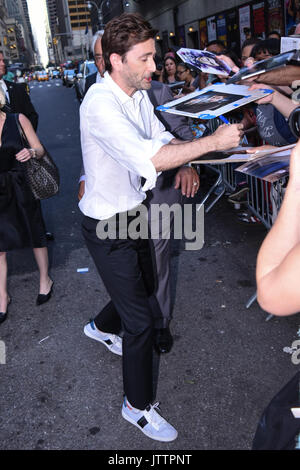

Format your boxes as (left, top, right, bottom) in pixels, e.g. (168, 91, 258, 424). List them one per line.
(194, 115, 289, 315)
(199, 162, 237, 213)
(197, 116, 239, 213)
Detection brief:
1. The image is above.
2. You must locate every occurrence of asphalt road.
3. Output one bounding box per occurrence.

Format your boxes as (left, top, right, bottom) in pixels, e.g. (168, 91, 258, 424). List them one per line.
(0, 79, 299, 451)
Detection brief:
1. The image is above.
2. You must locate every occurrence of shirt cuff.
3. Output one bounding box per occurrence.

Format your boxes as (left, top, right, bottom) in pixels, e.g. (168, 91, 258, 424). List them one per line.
(142, 131, 174, 191)
(79, 175, 86, 183)
(141, 159, 159, 192)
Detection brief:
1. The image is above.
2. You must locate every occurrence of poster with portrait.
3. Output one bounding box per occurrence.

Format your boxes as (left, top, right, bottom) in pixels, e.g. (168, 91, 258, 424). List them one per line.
(207, 16, 217, 42)
(156, 83, 272, 120)
(176, 48, 231, 76)
(217, 14, 227, 46)
(199, 19, 208, 49)
(226, 10, 239, 54)
(267, 0, 284, 35)
(176, 25, 186, 48)
(285, 0, 300, 35)
(239, 5, 251, 48)
(253, 2, 266, 39)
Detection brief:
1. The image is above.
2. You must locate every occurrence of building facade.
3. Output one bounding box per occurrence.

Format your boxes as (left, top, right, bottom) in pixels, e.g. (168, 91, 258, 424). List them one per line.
(4, 0, 35, 65)
(122, 0, 299, 57)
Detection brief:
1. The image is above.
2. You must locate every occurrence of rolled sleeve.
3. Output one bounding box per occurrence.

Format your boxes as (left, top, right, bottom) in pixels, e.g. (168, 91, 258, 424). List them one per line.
(85, 93, 173, 191)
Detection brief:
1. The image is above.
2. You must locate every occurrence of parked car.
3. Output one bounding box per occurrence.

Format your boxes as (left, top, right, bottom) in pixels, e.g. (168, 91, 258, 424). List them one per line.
(74, 60, 98, 102)
(64, 69, 76, 87)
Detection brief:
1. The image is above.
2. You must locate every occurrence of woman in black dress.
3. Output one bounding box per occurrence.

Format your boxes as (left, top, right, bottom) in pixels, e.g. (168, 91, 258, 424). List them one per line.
(0, 89, 53, 324)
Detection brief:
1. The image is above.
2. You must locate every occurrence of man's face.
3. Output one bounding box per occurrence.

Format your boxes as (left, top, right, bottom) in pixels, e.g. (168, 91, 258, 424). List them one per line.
(0, 53, 6, 79)
(209, 95, 224, 102)
(94, 38, 105, 75)
(117, 38, 156, 95)
(206, 44, 225, 55)
(241, 45, 254, 65)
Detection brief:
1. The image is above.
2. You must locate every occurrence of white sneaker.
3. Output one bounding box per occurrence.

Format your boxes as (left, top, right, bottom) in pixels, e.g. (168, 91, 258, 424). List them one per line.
(84, 320, 122, 356)
(122, 397, 178, 442)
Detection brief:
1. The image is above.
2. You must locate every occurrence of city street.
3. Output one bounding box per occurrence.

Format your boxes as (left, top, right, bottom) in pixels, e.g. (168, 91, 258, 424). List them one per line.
(0, 80, 299, 451)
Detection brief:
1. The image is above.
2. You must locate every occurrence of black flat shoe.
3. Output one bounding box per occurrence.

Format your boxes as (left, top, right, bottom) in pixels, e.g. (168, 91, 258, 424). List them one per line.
(0, 312, 7, 324)
(154, 326, 173, 354)
(0, 297, 11, 324)
(36, 281, 54, 306)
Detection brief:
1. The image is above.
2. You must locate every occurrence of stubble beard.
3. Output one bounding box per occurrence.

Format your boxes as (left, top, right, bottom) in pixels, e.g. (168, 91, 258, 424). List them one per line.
(130, 75, 151, 92)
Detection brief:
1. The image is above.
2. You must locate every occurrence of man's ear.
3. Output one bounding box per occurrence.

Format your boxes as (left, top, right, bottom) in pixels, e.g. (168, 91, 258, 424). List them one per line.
(110, 53, 123, 72)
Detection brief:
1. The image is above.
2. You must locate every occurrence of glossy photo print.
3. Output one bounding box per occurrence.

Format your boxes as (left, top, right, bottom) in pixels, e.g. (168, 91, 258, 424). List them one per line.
(156, 83, 273, 120)
(171, 90, 244, 115)
(236, 149, 292, 183)
(227, 49, 297, 84)
(176, 48, 232, 76)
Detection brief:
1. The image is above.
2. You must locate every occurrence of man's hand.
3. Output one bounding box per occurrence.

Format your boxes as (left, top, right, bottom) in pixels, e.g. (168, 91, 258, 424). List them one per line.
(212, 123, 244, 151)
(248, 83, 275, 104)
(217, 55, 240, 74)
(78, 180, 85, 200)
(174, 166, 200, 197)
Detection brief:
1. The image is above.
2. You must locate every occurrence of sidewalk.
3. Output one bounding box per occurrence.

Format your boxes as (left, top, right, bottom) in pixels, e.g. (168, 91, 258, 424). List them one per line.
(0, 194, 298, 450)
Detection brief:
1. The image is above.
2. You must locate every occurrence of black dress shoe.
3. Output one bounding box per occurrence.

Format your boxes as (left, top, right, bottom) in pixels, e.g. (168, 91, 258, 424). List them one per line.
(36, 281, 54, 306)
(45, 232, 54, 241)
(154, 327, 173, 354)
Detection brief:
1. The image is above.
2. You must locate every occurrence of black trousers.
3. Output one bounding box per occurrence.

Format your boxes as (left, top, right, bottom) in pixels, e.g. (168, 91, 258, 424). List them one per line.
(82, 214, 161, 410)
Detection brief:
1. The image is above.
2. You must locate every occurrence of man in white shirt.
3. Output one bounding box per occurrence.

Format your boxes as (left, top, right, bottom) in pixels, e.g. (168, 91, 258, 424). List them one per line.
(80, 31, 199, 355)
(79, 13, 242, 442)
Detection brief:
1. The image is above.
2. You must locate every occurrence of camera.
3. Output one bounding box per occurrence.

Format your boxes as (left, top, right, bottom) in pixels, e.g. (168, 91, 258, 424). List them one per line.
(289, 107, 300, 138)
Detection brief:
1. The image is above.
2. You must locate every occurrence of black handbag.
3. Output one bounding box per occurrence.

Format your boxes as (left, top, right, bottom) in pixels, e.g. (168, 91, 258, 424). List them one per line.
(252, 371, 300, 450)
(14, 114, 59, 200)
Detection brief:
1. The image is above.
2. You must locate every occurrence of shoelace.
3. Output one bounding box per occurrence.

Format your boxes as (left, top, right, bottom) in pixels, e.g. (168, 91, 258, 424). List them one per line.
(145, 402, 164, 431)
(111, 334, 122, 348)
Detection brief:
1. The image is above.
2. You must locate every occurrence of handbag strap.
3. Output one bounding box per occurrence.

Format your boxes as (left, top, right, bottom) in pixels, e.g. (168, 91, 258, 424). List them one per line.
(14, 113, 29, 148)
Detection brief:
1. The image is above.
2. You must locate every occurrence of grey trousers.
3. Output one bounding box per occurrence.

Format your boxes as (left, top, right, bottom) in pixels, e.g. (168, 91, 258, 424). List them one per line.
(146, 170, 182, 328)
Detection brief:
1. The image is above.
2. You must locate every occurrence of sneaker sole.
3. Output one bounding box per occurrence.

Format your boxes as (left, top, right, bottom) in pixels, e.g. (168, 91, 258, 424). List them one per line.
(83, 325, 122, 356)
(228, 199, 247, 205)
(121, 408, 178, 442)
(227, 188, 249, 203)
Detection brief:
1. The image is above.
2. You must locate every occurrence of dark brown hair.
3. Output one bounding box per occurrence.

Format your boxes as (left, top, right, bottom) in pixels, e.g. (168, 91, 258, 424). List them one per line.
(162, 55, 178, 83)
(102, 13, 157, 73)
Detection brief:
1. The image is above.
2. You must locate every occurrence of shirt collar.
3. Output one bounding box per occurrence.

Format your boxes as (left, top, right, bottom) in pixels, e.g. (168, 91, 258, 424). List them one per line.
(0, 78, 6, 88)
(104, 71, 144, 107)
(96, 72, 104, 83)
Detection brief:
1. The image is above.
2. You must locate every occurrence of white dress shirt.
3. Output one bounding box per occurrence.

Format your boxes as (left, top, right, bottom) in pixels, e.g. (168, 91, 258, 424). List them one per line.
(79, 71, 174, 220)
(0, 79, 10, 103)
(96, 72, 104, 83)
